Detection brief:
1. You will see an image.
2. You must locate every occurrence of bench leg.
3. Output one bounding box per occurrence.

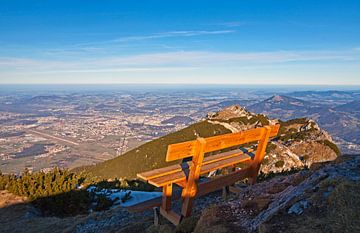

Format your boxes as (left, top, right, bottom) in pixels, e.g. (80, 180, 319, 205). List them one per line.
(249, 177, 256, 185)
(181, 196, 195, 218)
(223, 166, 236, 199)
(160, 208, 182, 225)
(222, 186, 230, 200)
(250, 126, 271, 184)
(159, 183, 182, 225)
(162, 183, 172, 211)
(249, 164, 261, 185)
(153, 207, 160, 226)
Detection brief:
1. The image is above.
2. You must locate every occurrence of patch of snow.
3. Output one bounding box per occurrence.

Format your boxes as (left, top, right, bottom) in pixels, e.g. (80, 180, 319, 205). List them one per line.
(87, 186, 162, 207)
(109, 190, 162, 207)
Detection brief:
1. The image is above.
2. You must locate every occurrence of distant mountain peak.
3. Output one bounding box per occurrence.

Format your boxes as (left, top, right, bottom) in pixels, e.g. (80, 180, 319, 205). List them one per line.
(265, 94, 302, 104)
(271, 94, 284, 102)
(247, 95, 311, 120)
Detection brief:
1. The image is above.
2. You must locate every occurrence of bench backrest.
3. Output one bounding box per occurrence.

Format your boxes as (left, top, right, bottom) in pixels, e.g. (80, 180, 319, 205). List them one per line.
(166, 124, 280, 162)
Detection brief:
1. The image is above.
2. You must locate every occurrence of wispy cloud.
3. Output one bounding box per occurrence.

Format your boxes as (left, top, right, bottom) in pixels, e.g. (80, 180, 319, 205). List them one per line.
(75, 30, 235, 47)
(26, 67, 199, 74)
(1, 49, 359, 75)
(116, 30, 236, 41)
(0, 57, 42, 66)
(82, 50, 360, 67)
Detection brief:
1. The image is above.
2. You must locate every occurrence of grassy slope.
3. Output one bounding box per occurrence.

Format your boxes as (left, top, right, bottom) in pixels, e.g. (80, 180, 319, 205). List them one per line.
(84, 121, 231, 179)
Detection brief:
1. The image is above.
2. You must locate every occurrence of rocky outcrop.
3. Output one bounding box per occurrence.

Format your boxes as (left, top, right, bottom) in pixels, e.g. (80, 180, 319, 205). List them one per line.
(207, 105, 254, 121)
(262, 119, 338, 174)
(207, 105, 340, 174)
(194, 155, 360, 233)
(207, 105, 275, 132)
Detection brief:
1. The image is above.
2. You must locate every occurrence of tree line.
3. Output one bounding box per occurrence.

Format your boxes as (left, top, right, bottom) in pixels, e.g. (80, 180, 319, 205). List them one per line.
(0, 168, 153, 217)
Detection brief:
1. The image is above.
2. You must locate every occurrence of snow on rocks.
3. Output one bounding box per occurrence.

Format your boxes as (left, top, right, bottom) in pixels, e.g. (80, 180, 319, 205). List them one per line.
(86, 186, 162, 207)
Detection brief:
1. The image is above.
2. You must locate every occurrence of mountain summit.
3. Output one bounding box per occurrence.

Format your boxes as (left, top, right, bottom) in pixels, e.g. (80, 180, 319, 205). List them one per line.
(207, 105, 253, 120)
(271, 94, 285, 102)
(247, 95, 319, 121)
(248, 95, 310, 111)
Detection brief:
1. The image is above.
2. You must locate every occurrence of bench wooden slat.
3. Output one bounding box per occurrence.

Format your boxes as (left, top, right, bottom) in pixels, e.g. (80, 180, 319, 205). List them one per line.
(148, 153, 252, 187)
(204, 125, 279, 153)
(137, 148, 253, 181)
(137, 163, 186, 181)
(196, 166, 252, 197)
(166, 140, 198, 162)
(201, 153, 251, 174)
(148, 170, 187, 187)
(203, 148, 254, 165)
(270, 124, 280, 137)
(204, 128, 262, 153)
(163, 125, 280, 162)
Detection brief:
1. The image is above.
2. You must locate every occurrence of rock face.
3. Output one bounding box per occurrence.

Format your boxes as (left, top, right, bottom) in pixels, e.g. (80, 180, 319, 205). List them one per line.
(207, 105, 275, 133)
(207, 105, 339, 174)
(262, 119, 338, 174)
(194, 155, 360, 233)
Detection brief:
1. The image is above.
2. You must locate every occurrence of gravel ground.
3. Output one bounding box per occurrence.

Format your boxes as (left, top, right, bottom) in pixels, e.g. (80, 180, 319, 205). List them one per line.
(74, 189, 229, 233)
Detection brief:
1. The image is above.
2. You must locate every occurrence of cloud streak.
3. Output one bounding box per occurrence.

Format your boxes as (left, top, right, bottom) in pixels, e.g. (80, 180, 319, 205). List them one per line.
(98, 50, 357, 66)
(1, 49, 359, 76)
(75, 30, 235, 47)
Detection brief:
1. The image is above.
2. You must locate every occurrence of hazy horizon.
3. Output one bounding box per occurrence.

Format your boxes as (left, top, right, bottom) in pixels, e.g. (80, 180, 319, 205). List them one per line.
(1, 83, 360, 92)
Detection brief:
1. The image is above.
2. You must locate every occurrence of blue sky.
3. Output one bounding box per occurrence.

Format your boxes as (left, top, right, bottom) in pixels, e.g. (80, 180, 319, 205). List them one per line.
(0, 0, 359, 85)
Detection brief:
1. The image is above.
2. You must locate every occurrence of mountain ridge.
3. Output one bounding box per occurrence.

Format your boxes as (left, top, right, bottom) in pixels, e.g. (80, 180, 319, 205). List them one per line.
(246, 94, 360, 154)
(82, 105, 339, 179)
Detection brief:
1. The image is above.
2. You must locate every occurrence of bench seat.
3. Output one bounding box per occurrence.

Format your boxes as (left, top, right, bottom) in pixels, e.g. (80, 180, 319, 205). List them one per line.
(138, 148, 254, 187)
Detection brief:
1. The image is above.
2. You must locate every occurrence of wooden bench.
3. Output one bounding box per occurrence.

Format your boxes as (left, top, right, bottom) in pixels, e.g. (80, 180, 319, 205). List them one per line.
(137, 125, 280, 225)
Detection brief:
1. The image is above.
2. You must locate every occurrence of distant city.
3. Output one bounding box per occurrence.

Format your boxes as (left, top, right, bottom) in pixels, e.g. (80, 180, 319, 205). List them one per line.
(1, 84, 359, 174)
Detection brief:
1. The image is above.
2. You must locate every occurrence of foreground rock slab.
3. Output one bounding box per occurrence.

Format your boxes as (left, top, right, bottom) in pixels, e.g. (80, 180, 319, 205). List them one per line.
(194, 155, 360, 233)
